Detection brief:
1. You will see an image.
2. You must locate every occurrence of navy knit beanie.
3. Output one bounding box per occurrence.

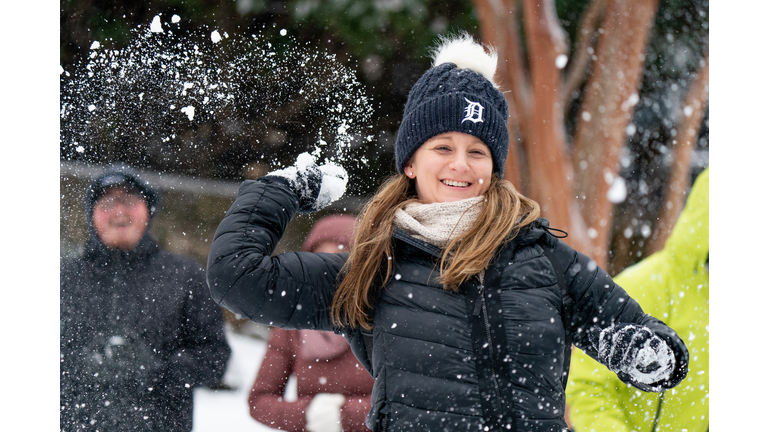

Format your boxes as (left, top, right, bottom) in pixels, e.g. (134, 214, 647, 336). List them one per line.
(84, 163, 160, 228)
(395, 33, 509, 177)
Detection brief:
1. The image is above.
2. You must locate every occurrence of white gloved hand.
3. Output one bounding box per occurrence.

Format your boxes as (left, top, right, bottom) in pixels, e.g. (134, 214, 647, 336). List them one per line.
(306, 393, 345, 432)
(266, 152, 348, 214)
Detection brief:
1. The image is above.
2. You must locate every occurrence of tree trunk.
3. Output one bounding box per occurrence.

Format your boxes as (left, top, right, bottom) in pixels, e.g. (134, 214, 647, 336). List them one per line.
(519, 0, 591, 254)
(472, 0, 664, 266)
(562, 0, 607, 112)
(571, 0, 660, 267)
(474, 0, 526, 191)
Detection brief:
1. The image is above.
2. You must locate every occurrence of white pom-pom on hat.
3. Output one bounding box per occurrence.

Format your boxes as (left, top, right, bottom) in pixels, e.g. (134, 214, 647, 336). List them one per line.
(431, 32, 499, 88)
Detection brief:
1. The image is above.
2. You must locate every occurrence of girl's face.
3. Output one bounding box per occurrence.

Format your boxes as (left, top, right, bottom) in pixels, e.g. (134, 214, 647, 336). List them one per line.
(405, 132, 493, 204)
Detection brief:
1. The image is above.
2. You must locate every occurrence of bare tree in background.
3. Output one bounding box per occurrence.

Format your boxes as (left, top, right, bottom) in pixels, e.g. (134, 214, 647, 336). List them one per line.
(472, 0, 709, 268)
(647, 50, 709, 254)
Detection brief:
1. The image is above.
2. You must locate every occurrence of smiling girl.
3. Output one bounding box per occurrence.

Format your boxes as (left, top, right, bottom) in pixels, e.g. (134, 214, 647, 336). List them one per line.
(207, 33, 689, 432)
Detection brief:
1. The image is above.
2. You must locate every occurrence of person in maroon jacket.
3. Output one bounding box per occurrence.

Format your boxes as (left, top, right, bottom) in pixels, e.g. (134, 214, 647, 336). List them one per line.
(248, 214, 374, 432)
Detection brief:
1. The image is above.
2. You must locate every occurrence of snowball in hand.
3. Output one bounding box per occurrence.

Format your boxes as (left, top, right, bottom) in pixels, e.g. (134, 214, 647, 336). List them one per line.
(593, 324, 674, 386)
(627, 337, 675, 384)
(267, 152, 348, 213)
(317, 163, 348, 208)
(294, 151, 316, 171)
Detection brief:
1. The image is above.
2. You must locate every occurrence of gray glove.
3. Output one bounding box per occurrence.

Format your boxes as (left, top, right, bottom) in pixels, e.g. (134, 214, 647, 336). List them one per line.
(266, 152, 348, 213)
(589, 323, 675, 392)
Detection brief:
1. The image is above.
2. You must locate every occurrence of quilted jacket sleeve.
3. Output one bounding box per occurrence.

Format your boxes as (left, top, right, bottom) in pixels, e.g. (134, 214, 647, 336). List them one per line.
(206, 176, 347, 331)
(542, 234, 689, 390)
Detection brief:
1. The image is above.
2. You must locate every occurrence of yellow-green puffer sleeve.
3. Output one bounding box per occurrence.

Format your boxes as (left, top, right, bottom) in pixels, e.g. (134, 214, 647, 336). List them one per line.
(566, 168, 709, 432)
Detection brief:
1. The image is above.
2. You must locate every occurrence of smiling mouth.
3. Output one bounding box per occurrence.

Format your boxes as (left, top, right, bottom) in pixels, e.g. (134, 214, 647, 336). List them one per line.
(442, 179, 470, 187)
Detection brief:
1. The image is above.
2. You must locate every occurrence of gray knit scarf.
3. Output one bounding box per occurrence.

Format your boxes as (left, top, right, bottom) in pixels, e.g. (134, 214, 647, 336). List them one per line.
(393, 196, 484, 248)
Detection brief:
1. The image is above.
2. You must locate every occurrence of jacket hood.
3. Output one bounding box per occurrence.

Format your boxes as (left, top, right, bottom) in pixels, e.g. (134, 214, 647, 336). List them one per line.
(663, 168, 709, 272)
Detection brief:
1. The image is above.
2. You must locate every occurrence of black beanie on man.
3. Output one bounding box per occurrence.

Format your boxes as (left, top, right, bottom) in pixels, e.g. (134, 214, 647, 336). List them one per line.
(84, 163, 160, 227)
(394, 33, 509, 177)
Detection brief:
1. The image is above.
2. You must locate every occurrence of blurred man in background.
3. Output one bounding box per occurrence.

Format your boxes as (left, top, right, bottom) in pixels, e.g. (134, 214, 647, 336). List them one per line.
(60, 164, 231, 431)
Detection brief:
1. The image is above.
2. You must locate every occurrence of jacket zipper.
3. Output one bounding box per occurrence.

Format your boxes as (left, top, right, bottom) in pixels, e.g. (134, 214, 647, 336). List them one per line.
(477, 282, 505, 426)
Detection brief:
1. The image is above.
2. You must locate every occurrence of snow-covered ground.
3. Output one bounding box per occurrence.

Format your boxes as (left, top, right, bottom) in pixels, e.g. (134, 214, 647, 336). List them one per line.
(192, 328, 295, 432)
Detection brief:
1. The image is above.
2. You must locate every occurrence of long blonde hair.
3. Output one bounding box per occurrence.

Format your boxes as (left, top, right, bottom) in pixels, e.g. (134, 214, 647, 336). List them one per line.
(331, 173, 540, 330)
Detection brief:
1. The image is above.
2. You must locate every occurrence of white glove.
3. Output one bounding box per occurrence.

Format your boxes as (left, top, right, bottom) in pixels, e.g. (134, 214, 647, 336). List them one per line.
(591, 324, 675, 390)
(306, 393, 345, 432)
(266, 152, 348, 214)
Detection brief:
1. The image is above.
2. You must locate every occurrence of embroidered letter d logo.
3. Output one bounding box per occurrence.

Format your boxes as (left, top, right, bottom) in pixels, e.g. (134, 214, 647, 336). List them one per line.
(462, 98, 484, 124)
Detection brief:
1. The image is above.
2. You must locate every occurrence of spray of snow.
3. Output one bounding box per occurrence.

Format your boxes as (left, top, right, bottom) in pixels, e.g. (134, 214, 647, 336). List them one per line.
(60, 15, 375, 183)
(317, 162, 348, 206)
(587, 228, 598, 239)
(150, 15, 163, 33)
(621, 93, 640, 111)
(640, 224, 652, 238)
(555, 54, 568, 69)
(295, 152, 315, 170)
(180, 106, 195, 121)
(623, 227, 633, 239)
(607, 177, 627, 203)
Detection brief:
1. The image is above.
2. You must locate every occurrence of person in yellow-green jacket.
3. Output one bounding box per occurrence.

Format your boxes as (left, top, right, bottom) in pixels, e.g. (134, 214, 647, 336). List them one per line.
(566, 167, 709, 432)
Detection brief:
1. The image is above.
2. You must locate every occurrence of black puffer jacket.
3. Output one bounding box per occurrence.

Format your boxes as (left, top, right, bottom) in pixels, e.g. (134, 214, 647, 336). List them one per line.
(207, 178, 688, 432)
(60, 169, 231, 432)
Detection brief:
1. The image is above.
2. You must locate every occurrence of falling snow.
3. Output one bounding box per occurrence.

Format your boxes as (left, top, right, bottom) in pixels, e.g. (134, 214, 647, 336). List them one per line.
(180, 105, 195, 121)
(150, 15, 163, 33)
(607, 177, 627, 204)
(60, 14, 375, 179)
(555, 54, 568, 69)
